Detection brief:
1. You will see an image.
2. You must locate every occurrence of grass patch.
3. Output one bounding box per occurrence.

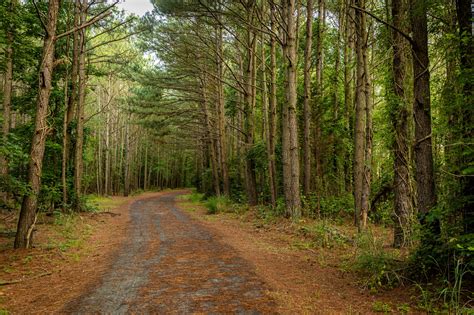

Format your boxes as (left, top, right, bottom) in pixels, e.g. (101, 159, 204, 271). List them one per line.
(188, 192, 204, 203)
(204, 196, 232, 214)
(372, 301, 392, 313)
(396, 303, 411, 314)
(41, 212, 91, 254)
(298, 221, 351, 248)
(179, 193, 243, 216)
(351, 231, 401, 291)
(178, 193, 205, 213)
(85, 195, 125, 212)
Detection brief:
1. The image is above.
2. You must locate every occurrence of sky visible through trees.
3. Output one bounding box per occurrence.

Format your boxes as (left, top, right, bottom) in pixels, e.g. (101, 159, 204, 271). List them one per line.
(117, 0, 153, 16)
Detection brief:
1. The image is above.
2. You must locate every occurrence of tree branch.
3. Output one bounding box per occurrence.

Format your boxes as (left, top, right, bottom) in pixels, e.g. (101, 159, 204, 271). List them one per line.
(32, 0, 48, 36)
(55, 1, 119, 41)
(351, 5, 414, 46)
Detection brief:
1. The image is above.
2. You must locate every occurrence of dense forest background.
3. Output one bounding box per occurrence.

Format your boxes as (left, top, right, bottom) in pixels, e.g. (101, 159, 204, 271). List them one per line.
(0, 0, 472, 310)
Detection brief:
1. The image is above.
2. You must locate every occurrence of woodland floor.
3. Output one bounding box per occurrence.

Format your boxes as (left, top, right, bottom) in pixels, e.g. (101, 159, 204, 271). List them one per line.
(0, 190, 422, 314)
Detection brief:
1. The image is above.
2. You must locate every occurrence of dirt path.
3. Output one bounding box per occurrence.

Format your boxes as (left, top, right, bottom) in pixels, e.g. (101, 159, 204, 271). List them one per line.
(65, 191, 276, 314)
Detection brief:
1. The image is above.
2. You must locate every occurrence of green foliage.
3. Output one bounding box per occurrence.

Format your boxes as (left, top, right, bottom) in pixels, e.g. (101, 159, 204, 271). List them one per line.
(204, 196, 232, 215)
(298, 221, 350, 248)
(188, 192, 204, 203)
(438, 259, 472, 314)
(50, 212, 88, 252)
(369, 172, 394, 226)
(396, 303, 411, 314)
(352, 232, 401, 290)
(245, 141, 267, 173)
(132, 189, 145, 196)
(255, 201, 286, 224)
(303, 193, 354, 219)
(412, 255, 473, 313)
(372, 301, 392, 313)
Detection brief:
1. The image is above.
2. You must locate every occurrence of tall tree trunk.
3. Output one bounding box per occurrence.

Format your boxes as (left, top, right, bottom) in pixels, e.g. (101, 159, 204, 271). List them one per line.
(96, 87, 102, 195)
(266, 3, 278, 207)
(330, 4, 343, 194)
(261, 33, 272, 205)
(360, 38, 372, 230)
(144, 145, 148, 190)
(216, 24, 230, 196)
(303, 0, 313, 196)
(353, 0, 368, 230)
(62, 0, 81, 208)
(410, 0, 437, 226)
(0, 0, 15, 204)
(314, 0, 325, 197)
(391, 0, 412, 248)
(244, 16, 258, 206)
(15, 0, 60, 249)
(282, 0, 302, 217)
(105, 105, 110, 196)
(343, 0, 355, 193)
(74, 0, 87, 211)
(123, 115, 130, 196)
(201, 75, 220, 196)
(97, 129, 102, 194)
(455, 0, 473, 235)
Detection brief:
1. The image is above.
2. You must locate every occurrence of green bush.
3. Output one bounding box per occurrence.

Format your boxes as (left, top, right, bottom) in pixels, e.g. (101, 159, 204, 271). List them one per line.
(352, 231, 401, 290)
(255, 204, 283, 224)
(204, 196, 231, 214)
(298, 221, 351, 248)
(303, 193, 354, 219)
(189, 192, 204, 203)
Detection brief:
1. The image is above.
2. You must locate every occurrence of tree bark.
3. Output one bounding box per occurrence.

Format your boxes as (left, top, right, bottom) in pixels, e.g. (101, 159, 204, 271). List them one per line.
(144, 145, 148, 190)
(61, 0, 81, 208)
(104, 75, 113, 196)
(244, 10, 258, 206)
(201, 75, 220, 196)
(455, 0, 473, 235)
(123, 113, 131, 196)
(313, 0, 325, 197)
(303, 0, 313, 196)
(360, 37, 372, 231)
(15, 0, 60, 249)
(261, 33, 272, 205)
(391, 0, 412, 248)
(73, 0, 88, 211)
(410, 0, 437, 223)
(216, 24, 230, 196)
(282, 0, 302, 217)
(0, 0, 16, 204)
(343, 0, 355, 194)
(267, 3, 279, 207)
(353, 0, 368, 230)
(329, 4, 343, 194)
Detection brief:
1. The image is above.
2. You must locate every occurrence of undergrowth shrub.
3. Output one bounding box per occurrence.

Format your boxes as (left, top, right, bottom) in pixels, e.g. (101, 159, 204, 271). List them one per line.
(189, 192, 204, 203)
(352, 231, 401, 290)
(131, 189, 145, 196)
(303, 193, 353, 219)
(255, 199, 286, 223)
(205, 196, 232, 214)
(413, 256, 473, 313)
(299, 221, 350, 248)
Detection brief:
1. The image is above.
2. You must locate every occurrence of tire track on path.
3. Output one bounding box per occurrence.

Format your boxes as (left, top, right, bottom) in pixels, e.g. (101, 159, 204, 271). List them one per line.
(66, 191, 276, 314)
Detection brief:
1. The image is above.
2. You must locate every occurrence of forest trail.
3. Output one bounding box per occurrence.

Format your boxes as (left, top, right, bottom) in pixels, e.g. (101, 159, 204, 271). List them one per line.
(65, 191, 276, 314)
